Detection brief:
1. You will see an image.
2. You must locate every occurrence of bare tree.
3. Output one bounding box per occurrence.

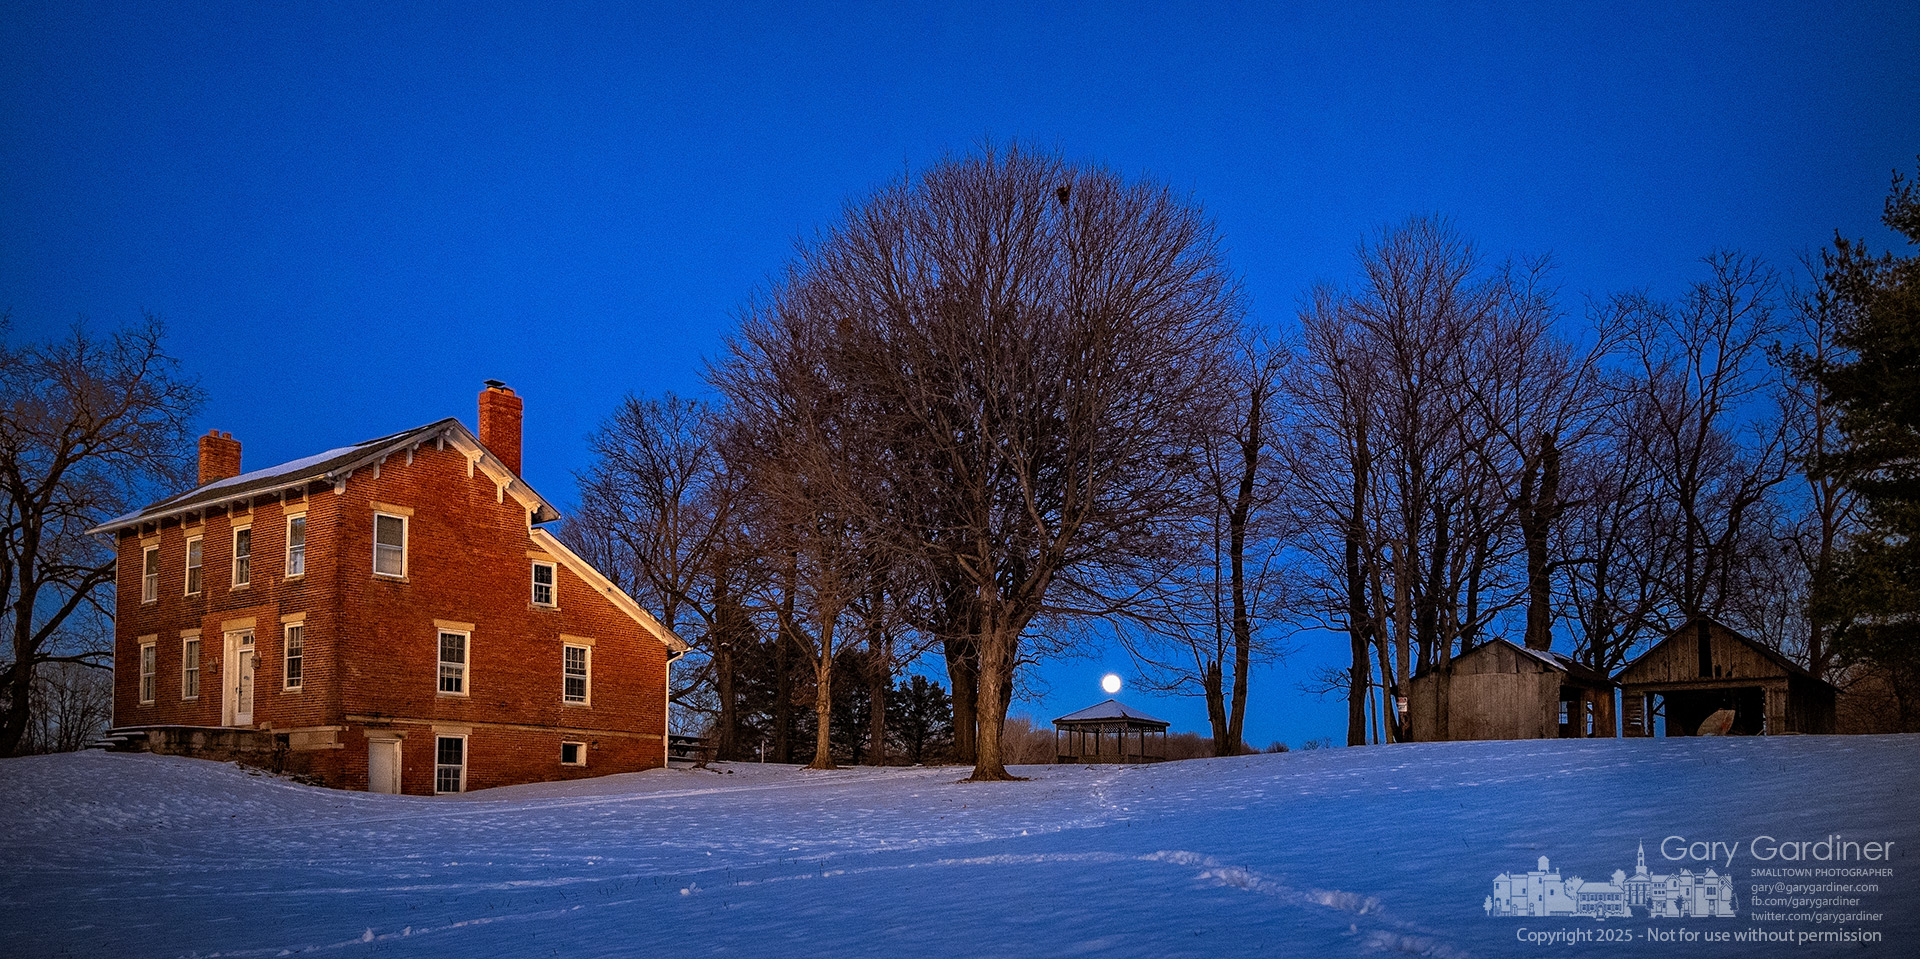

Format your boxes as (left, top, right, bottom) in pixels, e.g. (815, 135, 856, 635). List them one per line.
(1121, 336, 1296, 756)
(1778, 257, 1864, 677)
(1, 316, 201, 756)
(1612, 253, 1789, 631)
(715, 285, 888, 770)
(567, 393, 753, 752)
(745, 144, 1243, 780)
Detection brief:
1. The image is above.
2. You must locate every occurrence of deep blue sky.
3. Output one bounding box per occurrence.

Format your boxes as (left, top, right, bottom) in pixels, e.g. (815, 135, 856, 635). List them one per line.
(5, 2, 1916, 747)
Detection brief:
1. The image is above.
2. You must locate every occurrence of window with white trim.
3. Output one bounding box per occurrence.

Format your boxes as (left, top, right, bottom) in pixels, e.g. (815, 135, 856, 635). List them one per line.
(563, 643, 590, 704)
(232, 525, 251, 587)
(184, 536, 203, 595)
(182, 636, 200, 700)
(560, 741, 585, 766)
(435, 735, 466, 794)
(284, 623, 303, 690)
(139, 642, 156, 704)
(285, 514, 306, 578)
(438, 630, 468, 695)
(531, 561, 556, 607)
(141, 545, 159, 604)
(373, 513, 406, 577)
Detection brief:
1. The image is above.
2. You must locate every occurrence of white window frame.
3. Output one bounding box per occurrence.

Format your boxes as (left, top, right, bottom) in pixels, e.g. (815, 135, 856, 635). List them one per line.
(181, 634, 201, 700)
(560, 741, 586, 767)
(285, 513, 306, 579)
(531, 560, 557, 608)
(283, 622, 304, 691)
(138, 640, 157, 705)
(437, 629, 469, 697)
(231, 524, 252, 588)
(184, 535, 203, 596)
(434, 735, 467, 794)
(373, 512, 407, 578)
(563, 643, 590, 705)
(141, 545, 160, 604)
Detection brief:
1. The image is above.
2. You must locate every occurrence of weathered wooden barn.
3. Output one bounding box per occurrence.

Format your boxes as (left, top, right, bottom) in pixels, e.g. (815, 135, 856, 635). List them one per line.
(1406, 639, 1618, 741)
(1617, 618, 1837, 736)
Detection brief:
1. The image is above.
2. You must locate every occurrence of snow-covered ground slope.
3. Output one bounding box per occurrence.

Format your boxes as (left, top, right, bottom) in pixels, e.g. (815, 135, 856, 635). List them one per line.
(1, 737, 1914, 957)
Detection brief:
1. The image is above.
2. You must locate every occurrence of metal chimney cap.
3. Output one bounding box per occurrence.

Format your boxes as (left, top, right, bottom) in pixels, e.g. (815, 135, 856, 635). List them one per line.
(483, 379, 508, 390)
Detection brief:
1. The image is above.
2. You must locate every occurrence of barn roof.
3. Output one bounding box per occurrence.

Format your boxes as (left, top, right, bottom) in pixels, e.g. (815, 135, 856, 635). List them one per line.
(1615, 617, 1836, 689)
(1413, 638, 1616, 686)
(1053, 699, 1170, 728)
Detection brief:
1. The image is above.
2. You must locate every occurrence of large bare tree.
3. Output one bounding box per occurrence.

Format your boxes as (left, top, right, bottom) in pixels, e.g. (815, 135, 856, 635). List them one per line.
(1, 316, 201, 756)
(727, 144, 1243, 780)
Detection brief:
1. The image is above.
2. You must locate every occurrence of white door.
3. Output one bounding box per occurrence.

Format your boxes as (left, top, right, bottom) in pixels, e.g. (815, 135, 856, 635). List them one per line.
(234, 631, 255, 726)
(224, 630, 256, 726)
(368, 739, 402, 794)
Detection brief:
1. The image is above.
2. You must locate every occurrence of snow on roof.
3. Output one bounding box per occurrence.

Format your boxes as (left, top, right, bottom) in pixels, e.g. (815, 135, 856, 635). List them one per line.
(89, 418, 560, 533)
(1053, 699, 1170, 727)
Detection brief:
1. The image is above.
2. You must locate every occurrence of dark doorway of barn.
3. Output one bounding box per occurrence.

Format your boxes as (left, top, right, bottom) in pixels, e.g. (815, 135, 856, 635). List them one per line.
(1658, 687, 1766, 736)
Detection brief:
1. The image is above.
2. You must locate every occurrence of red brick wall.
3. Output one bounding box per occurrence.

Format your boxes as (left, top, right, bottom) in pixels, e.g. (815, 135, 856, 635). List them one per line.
(112, 429, 671, 795)
(113, 488, 344, 732)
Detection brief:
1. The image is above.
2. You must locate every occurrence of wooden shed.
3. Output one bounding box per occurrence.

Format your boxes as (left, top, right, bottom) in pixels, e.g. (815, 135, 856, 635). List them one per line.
(1617, 618, 1837, 736)
(1406, 639, 1618, 741)
(1053, 699, 1170, 764)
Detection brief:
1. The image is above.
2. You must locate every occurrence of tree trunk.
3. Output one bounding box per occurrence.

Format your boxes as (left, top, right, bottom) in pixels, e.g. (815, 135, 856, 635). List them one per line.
(967, 625, 1019, 781)
(867, 638, 890, 766)
(810, 650, 835, 769)
(1204, 660, 1230, 755)
(1521, 433, 1561, 650)
(944, 635, 978, 764)
(1345, 416, 1372, 747)
(0, 661, 33, 758)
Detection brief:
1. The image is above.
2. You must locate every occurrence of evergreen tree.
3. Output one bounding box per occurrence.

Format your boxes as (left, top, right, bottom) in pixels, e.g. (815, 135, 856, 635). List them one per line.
(1810, 161, 1920, 726)
(887, 676, 954, 763)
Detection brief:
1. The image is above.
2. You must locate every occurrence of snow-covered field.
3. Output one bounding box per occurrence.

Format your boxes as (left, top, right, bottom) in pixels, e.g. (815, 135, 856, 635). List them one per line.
(1, 737, 1914, 958)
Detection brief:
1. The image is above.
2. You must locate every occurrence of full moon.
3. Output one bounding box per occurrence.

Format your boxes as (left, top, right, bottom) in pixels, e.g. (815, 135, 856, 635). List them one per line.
(1101, 673, 1122, 694)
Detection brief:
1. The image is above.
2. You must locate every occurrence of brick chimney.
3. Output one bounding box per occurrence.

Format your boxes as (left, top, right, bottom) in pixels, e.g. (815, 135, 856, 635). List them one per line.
(198, 430, 242, 486)
(477, 380, 523, 474)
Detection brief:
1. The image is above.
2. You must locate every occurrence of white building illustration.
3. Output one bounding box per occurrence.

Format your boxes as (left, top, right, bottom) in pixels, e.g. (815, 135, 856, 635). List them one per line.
(1487, 843, 1735, 919)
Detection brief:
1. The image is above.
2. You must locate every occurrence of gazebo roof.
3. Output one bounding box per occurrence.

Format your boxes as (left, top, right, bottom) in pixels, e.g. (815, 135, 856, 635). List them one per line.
(1053, 699, 1170, 728)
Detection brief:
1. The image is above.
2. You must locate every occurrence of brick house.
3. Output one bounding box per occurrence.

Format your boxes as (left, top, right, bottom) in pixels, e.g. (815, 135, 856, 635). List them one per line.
(89, 383, 686, 795)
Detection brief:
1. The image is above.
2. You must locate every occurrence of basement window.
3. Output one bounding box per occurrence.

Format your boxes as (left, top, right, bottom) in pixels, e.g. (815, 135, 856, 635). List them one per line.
(561, 741, 585, 766)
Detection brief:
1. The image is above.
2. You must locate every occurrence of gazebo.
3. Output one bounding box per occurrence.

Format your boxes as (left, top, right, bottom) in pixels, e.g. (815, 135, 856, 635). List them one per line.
(1053, 699, 1170, 764)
